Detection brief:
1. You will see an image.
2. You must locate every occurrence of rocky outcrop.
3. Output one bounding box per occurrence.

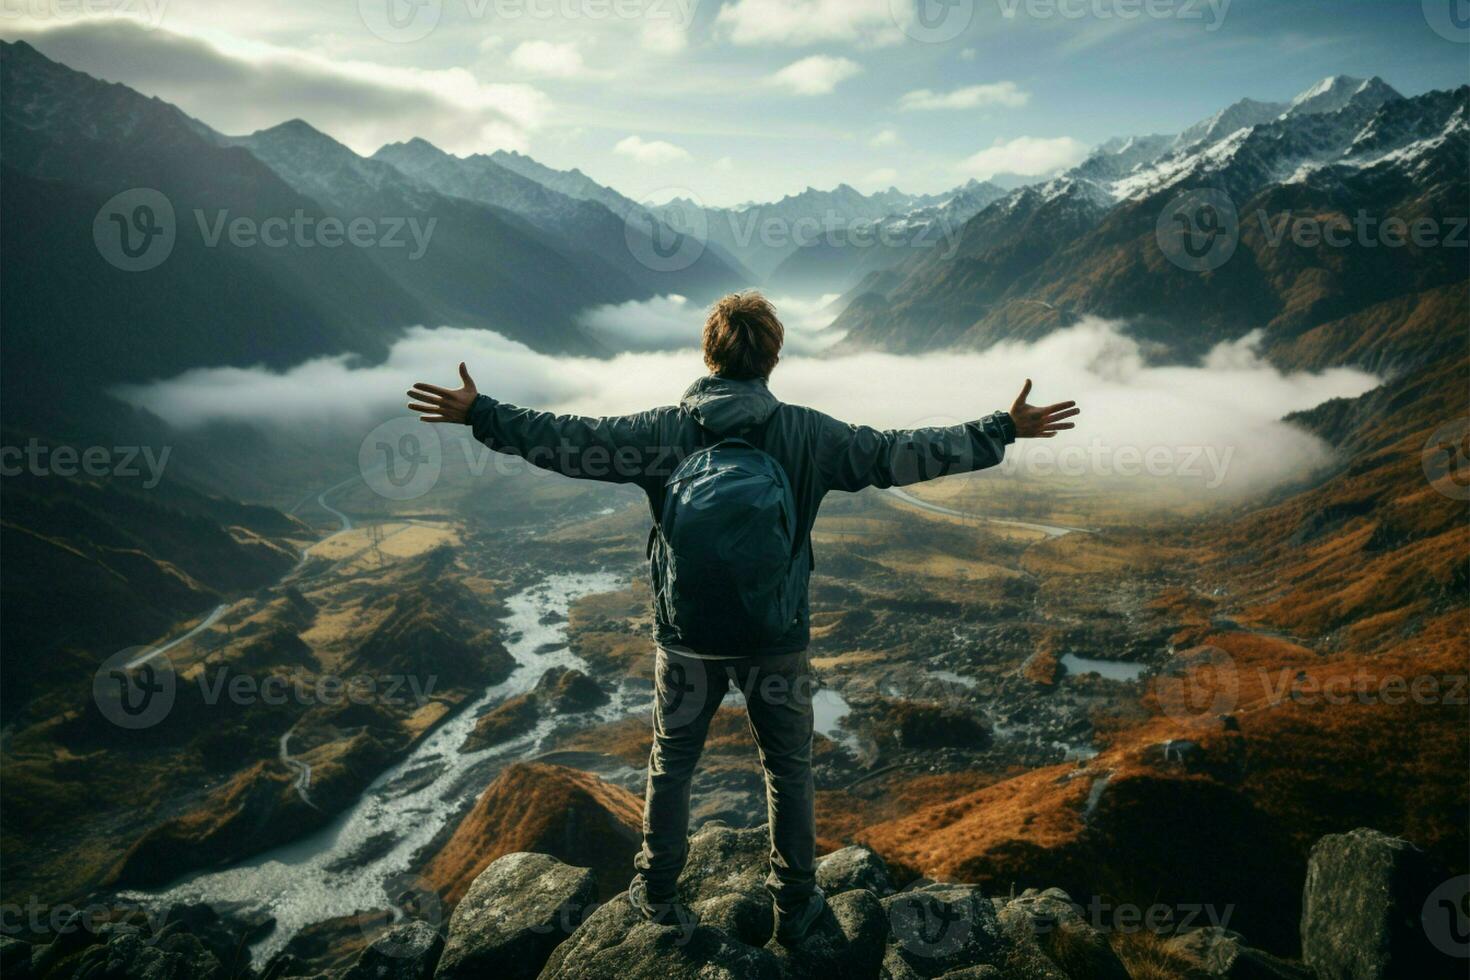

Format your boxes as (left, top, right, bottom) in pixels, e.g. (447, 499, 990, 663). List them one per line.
(816, 845, 893, 897)
(1300, 827, 1460, 979)
(1164, 927, 1312, 979)
(419, 763, 641, 903)
(462, 668, 608, 752)
(534, 667, 610, 713)
(343, 921, 443, 980)
(433, 853, 591, 979)
(19, 822, 1455, 980)
(882, 883, 1004, 977)
(476, 821, 1126, 980)
(856, 697, 991, 752)
(538, 896, 784, 979)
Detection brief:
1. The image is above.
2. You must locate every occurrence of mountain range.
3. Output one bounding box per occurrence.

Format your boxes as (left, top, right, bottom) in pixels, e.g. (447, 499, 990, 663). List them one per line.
(0, 39, 749, 400)
(831, 75, 1468, 369)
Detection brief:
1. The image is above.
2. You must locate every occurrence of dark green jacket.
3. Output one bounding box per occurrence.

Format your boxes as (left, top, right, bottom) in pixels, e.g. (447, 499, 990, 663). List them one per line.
(469, 375, 1015, 656)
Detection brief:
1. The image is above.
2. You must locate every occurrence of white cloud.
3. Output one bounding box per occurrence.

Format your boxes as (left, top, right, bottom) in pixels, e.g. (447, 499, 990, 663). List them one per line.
(713, 156, 736, 172)
(770, 55, 861, 96)
(868, 128, 900, 148)
(613, 134, 692, 165)
(116, 320, 1378, 496)
(13, 20, 549, 157)
(900, 82, 1029, 111)
(958, 136, 1089, 179)
(508, 40, 584, 78)
(715, 0, 901, 47)
(640, 20, 689, 54)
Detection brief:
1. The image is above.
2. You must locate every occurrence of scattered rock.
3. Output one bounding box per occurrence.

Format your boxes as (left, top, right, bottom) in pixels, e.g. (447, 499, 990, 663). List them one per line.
(344, 920, 443, 980)
(434, 852, 595, 980)
(56, 930, 225, 980)
(536, 667, 610, 713)
(859, 699, 991, 752)
(462, 694, 540, 751)
(1301, 827, 1457, 979)
(538, 893, 783, 979)
(1021, 650, 1062, 687)
(1166, 927, 1313, 978)
(817, 845, 894, 897)
(881, 883, 1003, 978)
(766, 888, 887, 979)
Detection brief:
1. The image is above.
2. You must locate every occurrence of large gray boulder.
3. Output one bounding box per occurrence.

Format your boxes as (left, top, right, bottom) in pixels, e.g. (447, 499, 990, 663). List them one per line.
(434, 851, 596, 980)
(880, 883, 1005, 978)
(690, 889, 773, 948)
(817, 845, 894, 897)
(766, 889, 888, 979)
(677, 822, 772, 902)
(1301, 827, 1458, 979)
(538, 893, 783, 979)
(345, 920, 444, 980)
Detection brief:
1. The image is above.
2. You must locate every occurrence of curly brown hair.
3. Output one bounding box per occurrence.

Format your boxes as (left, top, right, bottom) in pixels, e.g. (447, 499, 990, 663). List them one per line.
(702, 290, 784, 380)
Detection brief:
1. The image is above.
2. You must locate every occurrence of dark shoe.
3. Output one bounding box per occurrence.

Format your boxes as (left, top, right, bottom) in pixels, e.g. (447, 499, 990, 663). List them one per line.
(774, 889, 826, 944)
(628, 876, 698, 935)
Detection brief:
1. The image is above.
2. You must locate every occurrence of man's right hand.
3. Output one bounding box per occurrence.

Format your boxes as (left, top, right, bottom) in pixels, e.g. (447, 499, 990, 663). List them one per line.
(1009, 379, 1079, 439)
(408, 362, 478, 424)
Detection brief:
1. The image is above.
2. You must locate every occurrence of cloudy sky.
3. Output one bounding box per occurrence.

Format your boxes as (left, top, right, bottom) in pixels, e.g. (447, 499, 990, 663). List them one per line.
(4, 0, 1465, 205)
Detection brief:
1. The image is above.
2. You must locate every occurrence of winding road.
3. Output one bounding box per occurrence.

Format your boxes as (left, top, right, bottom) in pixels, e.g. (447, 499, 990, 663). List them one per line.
(279, 723, 320, 811)
(120, 474, 365, 805)
(123, 603, 230, 669)
(884, 486, 1095, 538)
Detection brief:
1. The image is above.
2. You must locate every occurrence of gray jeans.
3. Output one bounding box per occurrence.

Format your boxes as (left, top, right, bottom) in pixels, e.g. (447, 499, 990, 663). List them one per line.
(633, 648, 816, 912)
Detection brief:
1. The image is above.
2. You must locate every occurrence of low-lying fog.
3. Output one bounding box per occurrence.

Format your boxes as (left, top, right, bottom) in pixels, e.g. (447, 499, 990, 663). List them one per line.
(116, 297, 1380, 496)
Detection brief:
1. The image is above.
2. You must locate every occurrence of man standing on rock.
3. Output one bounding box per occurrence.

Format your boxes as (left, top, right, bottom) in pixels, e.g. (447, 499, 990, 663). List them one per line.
(408, 291, 1079, 942)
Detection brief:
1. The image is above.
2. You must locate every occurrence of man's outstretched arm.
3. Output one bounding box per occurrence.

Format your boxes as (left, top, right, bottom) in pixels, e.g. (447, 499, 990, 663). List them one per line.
(817, 379, 1079, 493)
(409, 363, 667, 485)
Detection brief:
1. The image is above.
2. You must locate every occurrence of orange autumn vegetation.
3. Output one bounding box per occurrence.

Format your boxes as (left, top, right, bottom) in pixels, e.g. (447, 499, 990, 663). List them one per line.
(422, 762, 642, 904)
(846, 349, 1468, 957)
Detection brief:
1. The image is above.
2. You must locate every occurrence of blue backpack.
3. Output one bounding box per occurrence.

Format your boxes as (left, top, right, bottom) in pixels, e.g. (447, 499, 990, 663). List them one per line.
(649, 426, 807, 654)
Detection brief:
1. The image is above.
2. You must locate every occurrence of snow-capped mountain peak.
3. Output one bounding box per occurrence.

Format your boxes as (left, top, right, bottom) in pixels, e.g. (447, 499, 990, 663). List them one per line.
(1284, 75, 1402, 118)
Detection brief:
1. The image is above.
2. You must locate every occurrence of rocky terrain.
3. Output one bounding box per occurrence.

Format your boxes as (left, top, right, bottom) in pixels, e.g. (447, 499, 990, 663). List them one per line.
(3, 812, 1460, 979)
